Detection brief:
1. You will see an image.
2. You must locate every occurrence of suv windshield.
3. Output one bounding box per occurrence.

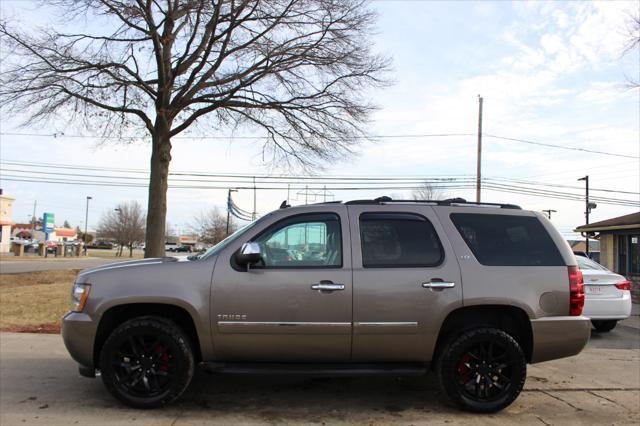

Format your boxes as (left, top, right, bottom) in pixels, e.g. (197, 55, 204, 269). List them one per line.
(197, 217, 265, 260)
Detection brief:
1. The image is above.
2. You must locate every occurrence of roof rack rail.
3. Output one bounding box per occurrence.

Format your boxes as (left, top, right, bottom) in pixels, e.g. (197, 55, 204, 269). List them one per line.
(345, 196, 521, 210)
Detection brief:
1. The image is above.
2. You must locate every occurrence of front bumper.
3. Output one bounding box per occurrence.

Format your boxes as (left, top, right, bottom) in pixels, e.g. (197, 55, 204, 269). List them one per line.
(583, 292, 632, 320)
(61, 311, 98, 369)
(530, 316, 590, 364)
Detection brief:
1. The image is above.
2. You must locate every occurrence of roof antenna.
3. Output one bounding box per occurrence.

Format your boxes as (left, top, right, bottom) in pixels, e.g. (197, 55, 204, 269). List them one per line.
(279, 200, 290, 209)
(443, 197, 466, 204)
(374, 196, 392, 203)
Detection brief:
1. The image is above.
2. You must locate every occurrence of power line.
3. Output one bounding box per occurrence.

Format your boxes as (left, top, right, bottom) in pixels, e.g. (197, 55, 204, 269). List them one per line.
(483, 134, 639, 159)
(0, 131, 474, 140)
(2, 160, 637, 196)
(1, 130, 637, 159)
(2, 175, 637, 207)
(0, 159, 472, 179)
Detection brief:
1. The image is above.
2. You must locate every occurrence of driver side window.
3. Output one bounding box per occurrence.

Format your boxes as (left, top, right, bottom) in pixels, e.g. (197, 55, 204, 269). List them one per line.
(254, 214, 342, 268)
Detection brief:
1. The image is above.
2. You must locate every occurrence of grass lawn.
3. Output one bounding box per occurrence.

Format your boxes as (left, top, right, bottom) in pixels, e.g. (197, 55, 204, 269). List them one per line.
(0, 269, 78, 333)
(87, 248, 145, 259)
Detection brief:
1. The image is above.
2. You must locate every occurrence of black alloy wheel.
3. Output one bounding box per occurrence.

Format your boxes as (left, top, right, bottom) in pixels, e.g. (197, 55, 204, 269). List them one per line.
(439, 328, 526, 413)
(100, 317, 194, 409)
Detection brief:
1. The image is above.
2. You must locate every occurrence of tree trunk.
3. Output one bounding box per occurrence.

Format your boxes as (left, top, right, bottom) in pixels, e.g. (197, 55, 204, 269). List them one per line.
(129, 244, 133, 257)
(145, 131, 172, 258)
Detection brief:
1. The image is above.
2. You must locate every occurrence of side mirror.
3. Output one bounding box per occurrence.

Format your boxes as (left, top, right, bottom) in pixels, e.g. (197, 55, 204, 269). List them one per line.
(235, 242, 262, 267)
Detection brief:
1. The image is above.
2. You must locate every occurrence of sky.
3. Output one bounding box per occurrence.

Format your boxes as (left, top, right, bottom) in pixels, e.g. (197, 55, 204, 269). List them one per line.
(0, 0, 638, 240)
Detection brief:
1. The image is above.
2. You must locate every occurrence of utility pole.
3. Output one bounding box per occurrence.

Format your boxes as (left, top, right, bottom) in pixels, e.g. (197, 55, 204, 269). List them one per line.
(578, 176, 595, 256)
(542, 209, 557, 220)
(252, 177, 257, 220)
(84, 196, 92, 255)
(305, 185, 309, 205)
(226, 189, 237, 236)
(476, 95, 483, 203)
(323, 185, 327, 202)
(31, 200, 37, 237)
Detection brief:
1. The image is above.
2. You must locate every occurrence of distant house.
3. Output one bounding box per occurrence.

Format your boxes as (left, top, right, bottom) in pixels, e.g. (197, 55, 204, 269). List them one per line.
(52, 227, 78, 242)
(11, 223, 45, 241)
(0, 191, 15, 253)
(575, 212, 640, 302)
(11, 224, 77, 242)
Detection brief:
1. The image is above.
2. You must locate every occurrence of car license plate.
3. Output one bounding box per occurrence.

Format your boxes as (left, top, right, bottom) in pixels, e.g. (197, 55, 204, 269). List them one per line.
(586, 285, 604, 295)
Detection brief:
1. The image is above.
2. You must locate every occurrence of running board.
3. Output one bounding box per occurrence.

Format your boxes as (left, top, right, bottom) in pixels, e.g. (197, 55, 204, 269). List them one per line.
(200, 362, 429, 377)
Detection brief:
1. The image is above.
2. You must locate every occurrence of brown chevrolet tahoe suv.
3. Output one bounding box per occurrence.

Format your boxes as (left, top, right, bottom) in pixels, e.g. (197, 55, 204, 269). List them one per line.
(62, 197, 590, 412)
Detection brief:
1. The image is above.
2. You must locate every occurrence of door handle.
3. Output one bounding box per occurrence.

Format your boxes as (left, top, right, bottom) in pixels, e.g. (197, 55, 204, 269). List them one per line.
(311, 283, 345, 291)
(422, 281, 456, 289)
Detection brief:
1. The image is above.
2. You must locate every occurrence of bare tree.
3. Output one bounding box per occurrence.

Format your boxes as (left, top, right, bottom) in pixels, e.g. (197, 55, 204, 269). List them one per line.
(0, 0, 391, 257)
(76, 226, 95, 244)
(411, 182, 448, 201)
(97, 201, 146, 257)
(191, 207, 236, 245)
(624, 13, 640, 88)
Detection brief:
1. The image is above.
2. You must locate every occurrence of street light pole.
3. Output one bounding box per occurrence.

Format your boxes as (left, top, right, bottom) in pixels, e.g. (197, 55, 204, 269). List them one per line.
(31, 200, 37, 238)
(84, 196, 92, 255)
(476, 95, 483, 203)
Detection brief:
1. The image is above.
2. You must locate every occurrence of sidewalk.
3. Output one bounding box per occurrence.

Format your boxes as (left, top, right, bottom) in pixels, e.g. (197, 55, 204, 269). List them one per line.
(621, 303, 640, 330)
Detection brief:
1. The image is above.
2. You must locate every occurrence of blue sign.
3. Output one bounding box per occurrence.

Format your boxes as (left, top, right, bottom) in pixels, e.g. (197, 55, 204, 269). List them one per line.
(43, 212, 55, 232)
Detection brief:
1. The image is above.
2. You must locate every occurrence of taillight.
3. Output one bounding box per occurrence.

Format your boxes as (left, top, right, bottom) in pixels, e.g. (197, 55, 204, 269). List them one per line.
(615, 280, 631, 291)
(568, 266, 584, 316)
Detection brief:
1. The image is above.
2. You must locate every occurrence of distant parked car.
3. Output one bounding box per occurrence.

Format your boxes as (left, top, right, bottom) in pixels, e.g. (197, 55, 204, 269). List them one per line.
(88, 241, 114, 249)
(173, 245, 193, 253)
(23, 240, 40, 253)
(47, 241, 58, 253)
(576, 255, 632, 332)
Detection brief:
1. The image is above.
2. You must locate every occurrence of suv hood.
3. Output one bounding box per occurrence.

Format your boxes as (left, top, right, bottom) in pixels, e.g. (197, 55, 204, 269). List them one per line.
(77, 256, 184, 278)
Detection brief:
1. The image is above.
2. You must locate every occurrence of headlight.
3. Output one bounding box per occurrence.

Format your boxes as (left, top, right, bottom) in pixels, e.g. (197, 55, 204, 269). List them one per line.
(71, 283, 91, 312)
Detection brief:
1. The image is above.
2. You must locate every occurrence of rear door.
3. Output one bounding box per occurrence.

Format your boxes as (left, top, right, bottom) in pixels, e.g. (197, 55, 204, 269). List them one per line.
(349, 205, 463, 362)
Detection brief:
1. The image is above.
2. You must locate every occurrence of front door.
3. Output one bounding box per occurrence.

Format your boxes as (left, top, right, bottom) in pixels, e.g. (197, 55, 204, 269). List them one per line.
(348, 205, 463, 362)
(211, 206, 352, 362)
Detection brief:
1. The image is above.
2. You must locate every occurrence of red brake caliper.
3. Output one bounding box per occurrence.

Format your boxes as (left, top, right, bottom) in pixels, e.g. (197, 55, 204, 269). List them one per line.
(154, 344, 170, 372)
(457, 354, 471, 382)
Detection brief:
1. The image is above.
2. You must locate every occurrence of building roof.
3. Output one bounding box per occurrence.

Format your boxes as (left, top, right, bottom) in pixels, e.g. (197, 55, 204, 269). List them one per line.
(55, 228, 77, 237)
(567, 240, 600, 251)
(12, 223, 35, 229)
(575, 212, 640, 233)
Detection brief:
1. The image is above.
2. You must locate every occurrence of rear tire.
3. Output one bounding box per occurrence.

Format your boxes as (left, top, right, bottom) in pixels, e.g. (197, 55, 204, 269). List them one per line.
(99, 316, 194, 409)
(438, 328, 526, 413)
(591, 320, 617, 332)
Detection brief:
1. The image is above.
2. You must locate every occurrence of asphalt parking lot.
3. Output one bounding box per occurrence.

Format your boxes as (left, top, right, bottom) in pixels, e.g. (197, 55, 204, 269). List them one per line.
(1, 317, 638, 426)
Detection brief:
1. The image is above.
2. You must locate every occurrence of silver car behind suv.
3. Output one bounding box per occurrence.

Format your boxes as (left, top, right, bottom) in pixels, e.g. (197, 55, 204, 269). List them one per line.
(62, 197, 590, 413)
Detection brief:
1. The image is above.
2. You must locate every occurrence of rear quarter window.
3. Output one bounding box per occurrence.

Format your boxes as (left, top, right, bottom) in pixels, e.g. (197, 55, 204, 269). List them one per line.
(450, 213, 564, 266)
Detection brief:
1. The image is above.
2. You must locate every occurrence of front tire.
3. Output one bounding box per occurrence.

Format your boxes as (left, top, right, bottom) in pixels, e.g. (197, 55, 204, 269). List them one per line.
(99, 317, 194, 409)
(438, 328, 526, 413)
(591, 320, 617, 332)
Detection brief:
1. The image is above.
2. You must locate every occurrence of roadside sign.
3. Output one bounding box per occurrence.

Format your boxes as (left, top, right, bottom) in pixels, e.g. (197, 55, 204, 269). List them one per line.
(43, 212, 55, 232)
